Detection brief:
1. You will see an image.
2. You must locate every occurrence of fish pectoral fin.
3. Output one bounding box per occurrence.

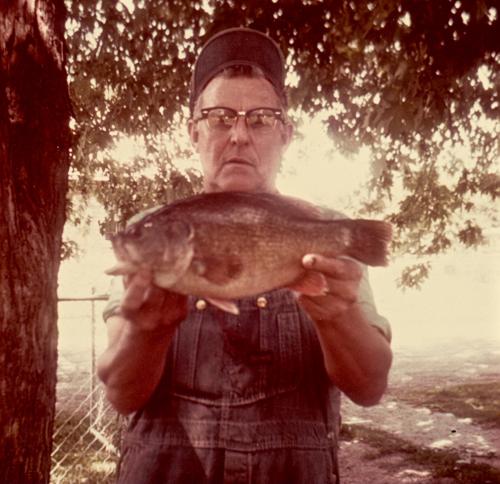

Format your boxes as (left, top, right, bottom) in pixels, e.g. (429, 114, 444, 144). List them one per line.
(191, 255, 243, 285)
(154, 243, 195, 289)
(286, 270, 328, 296)
(104, 261, 138, 276)
(206, 298, 240, 315)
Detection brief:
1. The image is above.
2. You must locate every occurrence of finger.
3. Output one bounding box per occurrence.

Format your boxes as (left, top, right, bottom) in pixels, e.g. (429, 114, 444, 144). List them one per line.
(298, 279, 357, 308)
(161, 291, 189, 324)
(302, 254, 362, 281)
(324, 279, 359, 304)
(297, 273, 359, 321)
(298, 293, 352, 322)
(286, 270, 328, 296)
(121, 269, 153, 311)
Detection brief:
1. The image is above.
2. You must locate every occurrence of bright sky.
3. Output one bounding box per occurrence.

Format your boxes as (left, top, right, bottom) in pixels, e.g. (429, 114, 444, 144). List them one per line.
(279, 115, 373, 206)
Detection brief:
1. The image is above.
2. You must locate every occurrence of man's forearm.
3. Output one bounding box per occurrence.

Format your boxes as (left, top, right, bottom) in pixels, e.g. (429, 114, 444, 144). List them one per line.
(97, 316, 176, 415)
(312, 303, 393, 406)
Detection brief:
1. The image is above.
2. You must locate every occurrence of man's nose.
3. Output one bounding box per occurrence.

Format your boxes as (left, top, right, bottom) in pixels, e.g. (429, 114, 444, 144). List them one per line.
(229, 116, 250, 144)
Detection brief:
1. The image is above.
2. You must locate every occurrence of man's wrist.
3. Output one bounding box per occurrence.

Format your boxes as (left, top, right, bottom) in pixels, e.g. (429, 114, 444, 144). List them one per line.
(107, 310, 178, 341)
(311, 301, 361, 331)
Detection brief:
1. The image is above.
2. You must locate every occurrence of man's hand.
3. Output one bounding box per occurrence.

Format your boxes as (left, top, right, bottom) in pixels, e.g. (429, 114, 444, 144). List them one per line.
(291, 253, 392, 406)
(296, 254, 362, 323)
(98, 269, 187, 414)
(119, 268, 188, 332)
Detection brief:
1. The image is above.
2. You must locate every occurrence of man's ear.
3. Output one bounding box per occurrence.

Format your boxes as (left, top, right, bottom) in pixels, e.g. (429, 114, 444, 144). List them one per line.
(188, 118, 199, 146)
(281, 122, 294, 150)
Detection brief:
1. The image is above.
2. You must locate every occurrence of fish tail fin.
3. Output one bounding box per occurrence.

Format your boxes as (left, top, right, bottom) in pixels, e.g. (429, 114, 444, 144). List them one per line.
(346, 219, 392, 266)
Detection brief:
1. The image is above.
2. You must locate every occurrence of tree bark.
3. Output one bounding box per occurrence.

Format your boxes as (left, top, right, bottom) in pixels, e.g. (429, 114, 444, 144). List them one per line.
(0, 0, 71, 482)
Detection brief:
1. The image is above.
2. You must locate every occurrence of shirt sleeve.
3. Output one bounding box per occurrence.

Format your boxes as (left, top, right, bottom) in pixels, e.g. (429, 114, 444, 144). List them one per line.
(358, 266, 392, 342)
(318, 204, 392, 342)
(102, 276, 125, 322)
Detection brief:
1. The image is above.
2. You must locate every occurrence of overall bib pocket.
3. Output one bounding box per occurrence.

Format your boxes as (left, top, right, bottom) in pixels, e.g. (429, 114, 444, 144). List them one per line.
(168, 296, 304, 405)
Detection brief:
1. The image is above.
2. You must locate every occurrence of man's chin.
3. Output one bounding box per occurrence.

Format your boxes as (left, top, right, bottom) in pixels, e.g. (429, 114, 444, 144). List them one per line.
(213, 176, 264, 193)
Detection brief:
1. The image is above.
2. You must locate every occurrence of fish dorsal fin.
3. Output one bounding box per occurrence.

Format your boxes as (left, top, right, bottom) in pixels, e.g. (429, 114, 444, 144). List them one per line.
(277, 194, 326, 219)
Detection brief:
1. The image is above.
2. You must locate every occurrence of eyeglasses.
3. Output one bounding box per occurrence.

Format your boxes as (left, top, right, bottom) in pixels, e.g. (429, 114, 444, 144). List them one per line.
(195, 107, 284, 131)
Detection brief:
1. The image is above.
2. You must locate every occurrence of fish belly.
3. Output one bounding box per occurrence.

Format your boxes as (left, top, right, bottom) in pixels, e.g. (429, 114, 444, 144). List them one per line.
(171, 254, 304, 300)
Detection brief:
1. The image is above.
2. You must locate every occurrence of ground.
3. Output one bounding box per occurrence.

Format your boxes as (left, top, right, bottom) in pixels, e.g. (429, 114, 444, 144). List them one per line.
(338, 339, 500, 484)
(52, 337, 500, 483)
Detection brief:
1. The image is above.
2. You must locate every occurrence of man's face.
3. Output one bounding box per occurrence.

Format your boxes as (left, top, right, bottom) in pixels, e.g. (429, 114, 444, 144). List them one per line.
(188, 76, 293, 193)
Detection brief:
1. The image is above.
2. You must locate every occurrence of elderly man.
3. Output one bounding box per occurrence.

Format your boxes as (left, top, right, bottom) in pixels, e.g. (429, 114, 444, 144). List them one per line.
(98, 27, 392, 484)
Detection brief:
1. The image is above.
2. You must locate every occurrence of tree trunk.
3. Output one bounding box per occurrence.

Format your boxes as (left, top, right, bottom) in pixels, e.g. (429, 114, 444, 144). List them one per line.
(0, 1, 71, 482)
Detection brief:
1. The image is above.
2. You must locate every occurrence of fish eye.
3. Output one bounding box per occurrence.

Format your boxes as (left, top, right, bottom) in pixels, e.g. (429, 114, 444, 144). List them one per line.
(126, 226, 141, 238)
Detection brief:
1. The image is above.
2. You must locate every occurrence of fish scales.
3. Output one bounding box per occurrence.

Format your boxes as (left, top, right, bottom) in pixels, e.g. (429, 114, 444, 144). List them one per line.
(107, 191, 392, 301)
(176, 220, 315, 298)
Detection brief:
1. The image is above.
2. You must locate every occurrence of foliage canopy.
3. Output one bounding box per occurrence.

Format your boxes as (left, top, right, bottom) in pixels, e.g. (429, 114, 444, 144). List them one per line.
(66, 0, 499, 286)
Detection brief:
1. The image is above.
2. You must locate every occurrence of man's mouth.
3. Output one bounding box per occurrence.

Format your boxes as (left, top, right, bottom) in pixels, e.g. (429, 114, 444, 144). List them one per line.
(224, 158, 253, 166)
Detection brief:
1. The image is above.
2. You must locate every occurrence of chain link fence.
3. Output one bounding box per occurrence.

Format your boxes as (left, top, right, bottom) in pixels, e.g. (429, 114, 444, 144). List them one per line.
(51, 294, 123, 483)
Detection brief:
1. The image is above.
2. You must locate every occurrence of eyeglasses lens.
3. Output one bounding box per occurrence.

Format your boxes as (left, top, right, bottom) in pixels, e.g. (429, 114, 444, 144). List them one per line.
(206, 109, 234, 128)
(205, 108, 280, 129)
(247, 110, 276, 128)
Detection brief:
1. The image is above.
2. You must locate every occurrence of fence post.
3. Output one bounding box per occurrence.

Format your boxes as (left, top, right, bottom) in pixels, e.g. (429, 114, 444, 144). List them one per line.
(90, 287, 96, 427)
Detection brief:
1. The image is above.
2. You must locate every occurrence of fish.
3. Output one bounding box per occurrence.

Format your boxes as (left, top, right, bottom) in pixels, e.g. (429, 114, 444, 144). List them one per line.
(106, 191, 392, 314)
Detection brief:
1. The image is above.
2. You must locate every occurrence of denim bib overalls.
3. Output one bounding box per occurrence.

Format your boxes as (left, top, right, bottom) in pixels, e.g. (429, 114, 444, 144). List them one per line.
(116, 289, 341, 483)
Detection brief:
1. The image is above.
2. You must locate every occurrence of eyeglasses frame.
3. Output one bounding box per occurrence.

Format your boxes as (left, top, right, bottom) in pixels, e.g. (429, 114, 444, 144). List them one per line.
(194, 106, 285, 129)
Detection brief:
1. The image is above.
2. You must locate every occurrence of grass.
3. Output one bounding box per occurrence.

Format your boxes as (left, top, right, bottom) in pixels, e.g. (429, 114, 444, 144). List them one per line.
(389, 381, 500, 428)
(341, 424, 500, 483)
(51, 406, 122, 483)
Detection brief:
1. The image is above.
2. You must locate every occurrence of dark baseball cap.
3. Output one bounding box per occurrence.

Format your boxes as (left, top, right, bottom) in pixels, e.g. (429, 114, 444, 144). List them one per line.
(189, 27, 286, 114)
